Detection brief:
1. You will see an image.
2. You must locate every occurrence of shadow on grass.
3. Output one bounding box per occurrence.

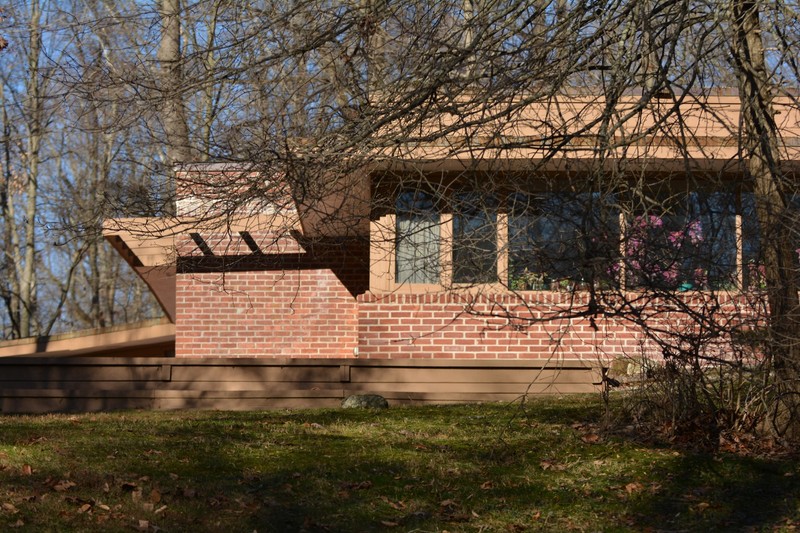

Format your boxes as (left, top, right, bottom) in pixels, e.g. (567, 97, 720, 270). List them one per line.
(0, 402, 797, 531)
(626, 453, 800, 531)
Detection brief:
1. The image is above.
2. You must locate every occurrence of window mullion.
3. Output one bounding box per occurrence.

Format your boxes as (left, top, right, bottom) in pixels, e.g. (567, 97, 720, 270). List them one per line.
(497, 211, 508, 286)
(441, 212, 453, 288)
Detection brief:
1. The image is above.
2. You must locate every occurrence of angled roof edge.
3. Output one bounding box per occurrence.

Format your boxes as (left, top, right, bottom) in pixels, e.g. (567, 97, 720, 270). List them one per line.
(0, 319, 175, 358)
(103, 215, 304, 322)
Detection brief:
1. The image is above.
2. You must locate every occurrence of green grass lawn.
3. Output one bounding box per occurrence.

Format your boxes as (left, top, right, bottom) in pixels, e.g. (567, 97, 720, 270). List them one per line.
(0, 395, 797, 532)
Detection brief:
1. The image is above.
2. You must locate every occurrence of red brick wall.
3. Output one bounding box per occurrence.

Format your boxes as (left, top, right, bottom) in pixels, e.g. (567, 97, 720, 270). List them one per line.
(356, 292, 761, 361)
(356, 293, 633, 361)
(175, 237, 369, 358)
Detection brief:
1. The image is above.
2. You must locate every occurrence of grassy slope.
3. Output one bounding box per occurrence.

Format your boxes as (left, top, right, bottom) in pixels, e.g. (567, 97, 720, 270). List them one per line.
(0, 396, 797, 532)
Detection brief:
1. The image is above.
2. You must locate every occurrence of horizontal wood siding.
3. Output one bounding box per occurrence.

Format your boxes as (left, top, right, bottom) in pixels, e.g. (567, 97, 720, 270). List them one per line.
(0, 357, 603, 413)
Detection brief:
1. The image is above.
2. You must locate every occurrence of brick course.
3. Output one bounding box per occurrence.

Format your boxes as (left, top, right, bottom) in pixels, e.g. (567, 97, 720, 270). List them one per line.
(355, 292, 760, 362)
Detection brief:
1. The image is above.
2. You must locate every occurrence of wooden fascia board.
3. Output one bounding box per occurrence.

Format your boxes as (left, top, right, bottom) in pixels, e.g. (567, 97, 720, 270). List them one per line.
(0, 322, 176, 358)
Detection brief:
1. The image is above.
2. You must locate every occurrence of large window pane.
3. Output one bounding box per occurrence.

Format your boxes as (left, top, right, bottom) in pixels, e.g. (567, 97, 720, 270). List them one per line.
(509, 192, 619, 289)
(742, 193, 762, 289)
(626, 192, 736, 290)
(452, 192, 497, 283)
(745, 193, 800, 290)
(396, 191, 440, 284)
(696, 192, 737, 288)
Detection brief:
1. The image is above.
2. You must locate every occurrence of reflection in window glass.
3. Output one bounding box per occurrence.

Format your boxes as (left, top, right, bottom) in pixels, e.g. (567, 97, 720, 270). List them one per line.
(508, 193, 619, 290)
(626, 193, 736, 290)
(743, 192, 800, 290)
(452, 193, 497, 283)
(396, 191, 440, 284)
(698, 192, 737, 288)
(741, 193, 763, 289)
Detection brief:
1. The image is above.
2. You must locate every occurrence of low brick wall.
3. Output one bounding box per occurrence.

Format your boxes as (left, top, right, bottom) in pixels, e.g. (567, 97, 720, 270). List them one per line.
(355, 291, 763, 363)
(173, 227, 763, 365)
(357, 292, 635, 361)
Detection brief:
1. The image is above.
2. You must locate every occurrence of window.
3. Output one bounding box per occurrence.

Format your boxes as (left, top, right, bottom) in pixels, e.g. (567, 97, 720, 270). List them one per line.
(741, 193, 762, 288)
(625, 193, 737, 290)
(742, 192, 800, 289)
(452, 192, 498, 283)
(508, 193, 619, 290)
(391, 185, 757, 292)
(395, 191, 440, 284)
(697, 192, 738, 289)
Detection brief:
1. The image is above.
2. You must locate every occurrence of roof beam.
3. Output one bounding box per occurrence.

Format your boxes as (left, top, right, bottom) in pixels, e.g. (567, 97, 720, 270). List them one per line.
(239, 231, 263, 255)
(189, 233, 214, 256)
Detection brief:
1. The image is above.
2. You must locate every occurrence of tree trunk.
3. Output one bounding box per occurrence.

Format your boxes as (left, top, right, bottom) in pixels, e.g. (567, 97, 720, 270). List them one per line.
(19, 0, 44, 338)
(733, 0, 800, 439)
(157, 0, 192, 211)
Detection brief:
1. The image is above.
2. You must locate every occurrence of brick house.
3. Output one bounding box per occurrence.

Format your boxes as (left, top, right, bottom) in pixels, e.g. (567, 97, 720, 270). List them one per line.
(1, 92, 799, 412)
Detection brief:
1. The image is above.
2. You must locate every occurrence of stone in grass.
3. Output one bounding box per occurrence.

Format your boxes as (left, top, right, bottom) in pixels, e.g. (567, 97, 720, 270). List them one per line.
(341, 394, 389, 409)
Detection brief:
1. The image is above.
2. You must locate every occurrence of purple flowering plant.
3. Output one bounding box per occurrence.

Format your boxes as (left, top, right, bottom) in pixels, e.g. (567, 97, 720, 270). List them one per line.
(625, 214, 707, 289)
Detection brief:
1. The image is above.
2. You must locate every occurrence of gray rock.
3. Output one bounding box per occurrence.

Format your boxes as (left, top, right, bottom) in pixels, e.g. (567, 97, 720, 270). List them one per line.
(341, 394, 389, 409)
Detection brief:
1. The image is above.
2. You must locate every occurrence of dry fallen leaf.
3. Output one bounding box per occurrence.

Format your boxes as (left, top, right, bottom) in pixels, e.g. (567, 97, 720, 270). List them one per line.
(480, 481, 494, 490)
(380, 520, 399, 527)
(20, 465, 32, 476)
(539, 460, 566, 471)
(380, 496, 406, 510)
(78, 503, 92, 514)
(340, 480, 372, 490)
(149, 489, 161, 504)
(8, 519, 23, 528)
(625, 482, 643, 494)
(2, 502, 18, 513)
(53, 480, 76, 492)
(137, 519, 149, 531)
(581, 433, 602, 444)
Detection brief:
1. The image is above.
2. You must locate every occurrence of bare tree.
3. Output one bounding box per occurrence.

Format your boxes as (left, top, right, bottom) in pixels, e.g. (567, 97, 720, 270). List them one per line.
(0, 0, 52, 338)
(732, 0, 800, 438)
(0, 0, 164, 337)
